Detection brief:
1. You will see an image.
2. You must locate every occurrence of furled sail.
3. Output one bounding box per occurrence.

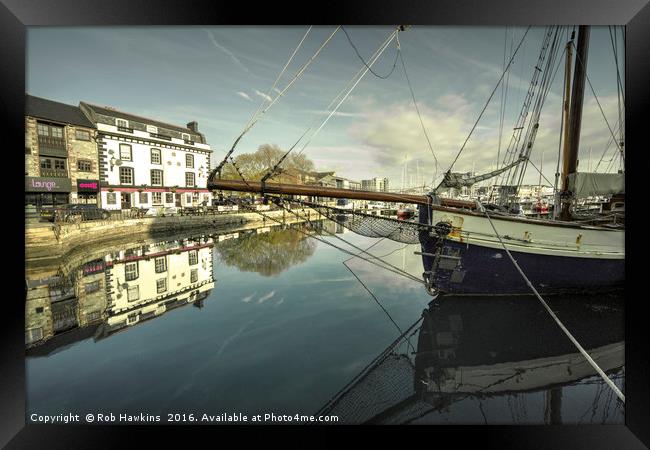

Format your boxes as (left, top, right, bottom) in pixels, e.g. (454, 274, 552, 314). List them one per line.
(438, 156, 527, 189)
(567, 172, 625, 197)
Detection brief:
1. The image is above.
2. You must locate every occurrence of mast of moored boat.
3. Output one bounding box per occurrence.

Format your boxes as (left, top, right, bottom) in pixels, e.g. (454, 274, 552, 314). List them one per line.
(560, 26, 590, 221)
(555, 32, 574, 219)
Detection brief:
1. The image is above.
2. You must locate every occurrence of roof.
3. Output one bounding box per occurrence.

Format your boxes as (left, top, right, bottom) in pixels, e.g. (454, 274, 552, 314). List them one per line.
(80, 102, 197, 134)
(26, 95, 94, 128)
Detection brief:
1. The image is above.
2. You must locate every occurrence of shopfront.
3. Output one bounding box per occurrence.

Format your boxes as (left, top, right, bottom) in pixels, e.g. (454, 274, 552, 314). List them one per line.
(25, 177, 72, 209)
(76, 179, 100, 204)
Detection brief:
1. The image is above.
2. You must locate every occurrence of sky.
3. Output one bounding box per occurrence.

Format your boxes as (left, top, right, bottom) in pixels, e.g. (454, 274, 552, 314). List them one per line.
(26, 26, 625, 189)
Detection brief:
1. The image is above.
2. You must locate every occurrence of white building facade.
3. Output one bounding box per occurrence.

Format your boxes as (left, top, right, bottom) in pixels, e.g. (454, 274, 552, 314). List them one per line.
(361, 177, 389, 192)
(79, 103, 213, 210)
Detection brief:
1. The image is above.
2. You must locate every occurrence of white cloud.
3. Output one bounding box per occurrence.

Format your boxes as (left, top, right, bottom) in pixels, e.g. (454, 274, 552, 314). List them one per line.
(254, 89, 273, 102)
(237, 91, 252, 101)
(204, 29, 253, 76)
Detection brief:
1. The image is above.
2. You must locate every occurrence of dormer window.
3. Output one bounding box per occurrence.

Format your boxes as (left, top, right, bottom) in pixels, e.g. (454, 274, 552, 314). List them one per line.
(146, 125, 158, 134)
(182, 133, 190, 141)
(116, 118, 129, 129)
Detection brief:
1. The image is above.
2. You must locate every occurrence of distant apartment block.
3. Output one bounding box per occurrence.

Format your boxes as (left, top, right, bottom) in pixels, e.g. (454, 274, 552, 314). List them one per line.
(361, 177, 389, 192)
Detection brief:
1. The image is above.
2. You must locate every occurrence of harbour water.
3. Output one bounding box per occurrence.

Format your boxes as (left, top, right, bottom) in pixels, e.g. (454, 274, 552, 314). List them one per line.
(25, 221, 624, 424)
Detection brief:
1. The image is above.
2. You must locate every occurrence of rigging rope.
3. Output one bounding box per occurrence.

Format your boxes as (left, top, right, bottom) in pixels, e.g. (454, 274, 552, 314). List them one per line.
(261, 28, 401, 182)
(475, 200, 625, 404)
(441, 26, 531, 181)
(211, 26, 340, 180)
(397, 32, 440, 181)
(570, 41, 625, 164)
(244, 26, 313, 130)
(342, 26, 400, 79)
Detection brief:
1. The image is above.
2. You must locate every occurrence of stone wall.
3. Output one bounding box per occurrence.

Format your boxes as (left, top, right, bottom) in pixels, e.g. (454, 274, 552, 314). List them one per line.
(25, 208, 319, 260)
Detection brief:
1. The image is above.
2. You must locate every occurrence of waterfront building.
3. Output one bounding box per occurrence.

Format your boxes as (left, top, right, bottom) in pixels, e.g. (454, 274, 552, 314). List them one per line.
(25, 95, 100, 208)
(361, 177, 389, 192)
(79, 103, 213, 210)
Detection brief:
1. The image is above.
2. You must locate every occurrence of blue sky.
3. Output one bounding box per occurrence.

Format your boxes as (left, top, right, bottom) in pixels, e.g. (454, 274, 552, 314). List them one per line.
(27, 26, 625, 188)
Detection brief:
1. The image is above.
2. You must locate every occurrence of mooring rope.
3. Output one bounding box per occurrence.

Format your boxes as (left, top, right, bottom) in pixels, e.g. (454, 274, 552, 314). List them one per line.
(475, 200, 625, 404)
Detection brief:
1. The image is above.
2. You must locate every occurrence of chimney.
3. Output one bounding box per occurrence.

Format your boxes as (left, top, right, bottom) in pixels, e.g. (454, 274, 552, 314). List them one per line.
(187, 121, 199, 132)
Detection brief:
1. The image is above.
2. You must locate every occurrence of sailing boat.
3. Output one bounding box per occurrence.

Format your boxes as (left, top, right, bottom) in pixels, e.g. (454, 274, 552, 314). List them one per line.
(416, 26, 624, 296)
(209, 26, 624, 297)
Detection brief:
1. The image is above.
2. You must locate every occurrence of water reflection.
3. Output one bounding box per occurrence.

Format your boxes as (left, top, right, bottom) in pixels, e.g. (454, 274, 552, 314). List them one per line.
(318, 294, 624, 424)
(215, 225, 317, 276)
(25, 222, 623, 425)
(26, 236, 216, 352)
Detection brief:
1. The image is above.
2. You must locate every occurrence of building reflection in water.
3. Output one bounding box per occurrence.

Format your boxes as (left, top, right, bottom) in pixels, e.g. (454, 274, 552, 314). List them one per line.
(25, 235, 215, 352)
(317, 294, 624, 424)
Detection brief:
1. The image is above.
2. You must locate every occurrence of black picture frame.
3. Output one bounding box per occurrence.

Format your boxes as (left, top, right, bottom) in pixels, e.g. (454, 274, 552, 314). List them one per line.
(2, 0, 648, 447)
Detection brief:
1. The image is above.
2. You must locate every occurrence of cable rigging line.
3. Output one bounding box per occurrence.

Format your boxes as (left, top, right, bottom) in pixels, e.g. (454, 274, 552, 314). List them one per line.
(476, 200, 625, 405)
(441, 26, 531, 182)
(261, 27, 401, 182)
(397, 32, 440, 183)
(570, 40, 625, 164)
(341, 26, 400, 79)
(211, 26, 341, 179)
(244, 26, 313, 131)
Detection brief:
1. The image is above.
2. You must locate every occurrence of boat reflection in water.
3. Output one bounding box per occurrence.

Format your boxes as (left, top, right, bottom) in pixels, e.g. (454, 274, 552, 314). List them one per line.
(317, 294, 624, 424)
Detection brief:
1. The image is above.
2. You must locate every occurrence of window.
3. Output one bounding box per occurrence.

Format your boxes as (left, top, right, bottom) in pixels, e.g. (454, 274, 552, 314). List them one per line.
(165, 193, 174, 203)
(190, 269, 198, 283)
(39, 157, 52, 169)
(139, 192, 148, 204)
(127, 285, 140, 302)
(75, 130, 91, 141)
(186, 154, 194, 168)
(185, 172, 195, 187)
(146, 125, 158, 133)
(156, 278, 167, 293)
(152, 192, 162, 205)
(107, 192, 117, 204)
(125, 262, 138, 281)
(182, 133, 190, 141)
(119, 143, 132, 161)
(85, 280, 101, 294)
(25, 328, 44, 344)
(188, 250, 198, 266)
(37, 123, 63, 138)
(39, 157, 67, 170)
(116, 118, 129, 128)
(77, 160, 92, 172)
(150, 148, 161, 165)
(119, 166, 134, 185)
(186, 194, 192, 203)
(154, 256, 167, 273)
(151, 169, 163, 186)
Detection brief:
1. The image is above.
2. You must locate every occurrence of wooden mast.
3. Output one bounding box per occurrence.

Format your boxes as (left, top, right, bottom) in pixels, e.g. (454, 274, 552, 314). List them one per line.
(560, 26, 590, 221)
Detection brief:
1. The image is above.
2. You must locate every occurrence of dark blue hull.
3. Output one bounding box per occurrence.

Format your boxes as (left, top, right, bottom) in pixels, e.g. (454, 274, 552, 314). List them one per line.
(417, 205, 625, 295)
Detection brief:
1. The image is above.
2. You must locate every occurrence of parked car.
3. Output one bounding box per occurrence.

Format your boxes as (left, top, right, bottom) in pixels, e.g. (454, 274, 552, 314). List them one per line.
(53, 204, 111, 222)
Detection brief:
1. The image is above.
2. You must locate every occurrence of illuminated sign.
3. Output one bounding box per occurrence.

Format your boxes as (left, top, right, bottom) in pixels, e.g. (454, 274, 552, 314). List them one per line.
(77, 179, 99, 192)
(25, 177, 71, 193)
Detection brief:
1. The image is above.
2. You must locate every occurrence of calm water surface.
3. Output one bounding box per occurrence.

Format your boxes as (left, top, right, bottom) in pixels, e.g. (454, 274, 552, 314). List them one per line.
(25, 221, 624, 424)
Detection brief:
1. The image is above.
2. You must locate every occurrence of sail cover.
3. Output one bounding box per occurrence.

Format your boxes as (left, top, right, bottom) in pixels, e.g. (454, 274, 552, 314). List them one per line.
(567, 172, 624, 197)
(438, 156, 526, 189)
